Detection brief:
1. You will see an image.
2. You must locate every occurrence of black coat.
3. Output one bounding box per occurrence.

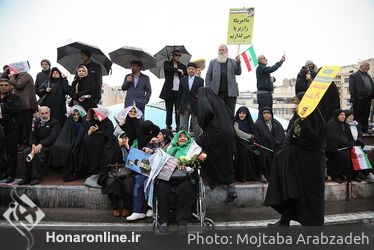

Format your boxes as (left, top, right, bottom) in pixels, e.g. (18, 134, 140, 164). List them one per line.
(178, 75, 204, 115)
(35, 69, 50, 97)
(119, 116, 141, 147)
(69, 75, 97, 112)
(253, 108, 286, 178)
(349, 70, 374, 100)
(85, 61, 102, 101)
(197, 87, 236, 185)
(326, 110, 355, 178)
(0, 92, 22, 130)
(159, 60, 187, 100)
(265, 107, 326, 226)
(37, 77, 70, 124)
(318, 82, 340, 122)
(30, 118, 60, 147)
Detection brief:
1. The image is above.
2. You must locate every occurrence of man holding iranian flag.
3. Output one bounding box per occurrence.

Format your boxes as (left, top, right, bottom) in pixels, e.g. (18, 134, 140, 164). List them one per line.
(255, 53, 285, 112)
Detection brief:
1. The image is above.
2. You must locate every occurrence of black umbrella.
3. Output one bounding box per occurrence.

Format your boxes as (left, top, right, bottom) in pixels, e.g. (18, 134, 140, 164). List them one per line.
(150, 45, 192, 79)
(57, 41, 112, 75)
(109, 46, 156, 70)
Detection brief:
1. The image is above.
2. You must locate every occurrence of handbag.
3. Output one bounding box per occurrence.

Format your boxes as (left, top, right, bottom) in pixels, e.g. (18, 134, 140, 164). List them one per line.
(108, 164, 130, 178)
(169, 168, 189, 184)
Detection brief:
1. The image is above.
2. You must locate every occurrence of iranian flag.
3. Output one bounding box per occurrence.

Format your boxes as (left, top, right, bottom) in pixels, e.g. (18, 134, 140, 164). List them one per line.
(241, 45, 258, 72)
(350, 146, 373, 171)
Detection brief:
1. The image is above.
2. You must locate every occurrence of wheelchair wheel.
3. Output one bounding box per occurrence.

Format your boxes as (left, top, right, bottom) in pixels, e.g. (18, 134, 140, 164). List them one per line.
(203, 218, 215, 231)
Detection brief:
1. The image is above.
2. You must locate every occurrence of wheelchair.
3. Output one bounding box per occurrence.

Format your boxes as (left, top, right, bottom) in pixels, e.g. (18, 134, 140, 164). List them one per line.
(152, 165, 215, 232)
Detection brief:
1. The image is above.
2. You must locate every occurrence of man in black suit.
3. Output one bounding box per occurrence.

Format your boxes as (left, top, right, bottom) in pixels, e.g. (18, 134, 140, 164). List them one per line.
(159, 50, 187, 130)
(349, 61, 374, 133)
(178, 63, 204, 136)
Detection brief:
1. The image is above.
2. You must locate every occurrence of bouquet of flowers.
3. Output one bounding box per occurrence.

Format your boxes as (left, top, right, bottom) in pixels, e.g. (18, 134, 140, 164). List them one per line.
(179, 153, 207, 169)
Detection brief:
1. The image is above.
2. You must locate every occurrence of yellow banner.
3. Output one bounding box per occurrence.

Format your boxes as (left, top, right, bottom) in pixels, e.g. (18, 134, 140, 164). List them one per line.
(297, 66, 342, 118)
(227, 7, 255, 45)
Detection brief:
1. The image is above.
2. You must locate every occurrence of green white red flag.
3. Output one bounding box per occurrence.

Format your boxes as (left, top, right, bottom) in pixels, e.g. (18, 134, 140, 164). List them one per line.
(241, 45, 258, 72)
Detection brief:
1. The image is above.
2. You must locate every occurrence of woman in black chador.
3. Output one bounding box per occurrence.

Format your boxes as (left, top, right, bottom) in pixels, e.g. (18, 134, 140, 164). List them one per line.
(254, 107, 285, 179)
(265, 92, 326, 226)
(233, 106, 262, 182)
(326, 109, 355, 183)
(80, 107, 114, 177)
(37, 67, 70, 124)
(197, 87, 237, 202)
(48, 105, 88, 181)
(98, 133, 135, 217)
(115, 106, 143, 147)
(69, 65, 97, 112)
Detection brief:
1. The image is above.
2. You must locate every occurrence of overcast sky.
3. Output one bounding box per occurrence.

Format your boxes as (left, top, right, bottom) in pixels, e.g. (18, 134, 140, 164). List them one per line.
(0, 0, 373, 103)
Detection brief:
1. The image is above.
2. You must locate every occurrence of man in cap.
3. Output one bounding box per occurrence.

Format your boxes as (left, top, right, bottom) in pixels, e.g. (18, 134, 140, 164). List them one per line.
(295, 60, 317, 95)
(121, 60, 152, 115)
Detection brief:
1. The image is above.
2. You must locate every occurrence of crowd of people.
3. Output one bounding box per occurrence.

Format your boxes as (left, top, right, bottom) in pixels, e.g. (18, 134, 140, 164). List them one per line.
(1, 45, 374, 230)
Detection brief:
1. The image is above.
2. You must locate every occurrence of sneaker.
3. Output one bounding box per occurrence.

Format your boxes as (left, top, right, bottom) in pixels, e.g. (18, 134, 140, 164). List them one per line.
(5, 176, 15, 183)
(18, 178, 31, 185)
(30, 178, 42, 185)
(145, 209, 153, 218)
(158, 222, 168, 233)
(126, 212, 145, 221)
(225, 192, 238, 202)
(366, 173, 374, 183)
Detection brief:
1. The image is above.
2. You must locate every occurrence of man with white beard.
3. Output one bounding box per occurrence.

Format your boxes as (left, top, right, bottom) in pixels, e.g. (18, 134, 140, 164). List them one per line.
(205, 44, 241, 114)
(18, 106, 60, 185)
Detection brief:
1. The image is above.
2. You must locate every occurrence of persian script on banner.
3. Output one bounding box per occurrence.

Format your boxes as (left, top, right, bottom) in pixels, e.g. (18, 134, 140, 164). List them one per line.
(297, 66, 341, 119)
(227, 7, 255, 45)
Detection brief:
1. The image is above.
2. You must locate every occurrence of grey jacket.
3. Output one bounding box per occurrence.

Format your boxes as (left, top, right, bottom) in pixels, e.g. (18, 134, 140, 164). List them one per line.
(9, 72, 37, 110)
(122, 73, 152, 111)
(205, 58, 241, 97)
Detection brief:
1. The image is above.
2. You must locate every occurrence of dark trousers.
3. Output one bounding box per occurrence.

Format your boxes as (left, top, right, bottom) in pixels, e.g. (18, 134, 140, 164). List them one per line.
(23, 146, 48, 180)
(352, 97, 372, 132)
(108, 193, 132, 210)
(165, 91, 179, 129)
(1, 129, 19, 177)
(257, 93, 273, 113)
(17, 109, 34, 146)
(157, 180, 195, 225)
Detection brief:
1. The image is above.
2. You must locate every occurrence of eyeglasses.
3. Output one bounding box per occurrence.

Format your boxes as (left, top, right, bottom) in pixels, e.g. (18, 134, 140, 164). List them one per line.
(174, 54, 182, 57)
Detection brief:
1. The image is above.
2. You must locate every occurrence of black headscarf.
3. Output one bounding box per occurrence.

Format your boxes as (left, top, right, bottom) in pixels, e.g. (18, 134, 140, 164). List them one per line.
(49, 67, 63, 84)
(326, 109, 353, 151)
(136, 120, 160, 149)
(234, 106, 254, 134)
(160, 128, 173, 145)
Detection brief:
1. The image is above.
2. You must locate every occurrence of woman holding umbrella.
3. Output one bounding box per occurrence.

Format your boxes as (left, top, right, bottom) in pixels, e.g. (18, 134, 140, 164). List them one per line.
(69, 65, 97, 112)
(37, 67, 70, 125)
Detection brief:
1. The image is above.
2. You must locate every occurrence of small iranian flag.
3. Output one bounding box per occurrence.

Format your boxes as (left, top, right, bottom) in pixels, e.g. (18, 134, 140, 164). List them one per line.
(350, 146, 373, 171)
(241, 45, 258, 72)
